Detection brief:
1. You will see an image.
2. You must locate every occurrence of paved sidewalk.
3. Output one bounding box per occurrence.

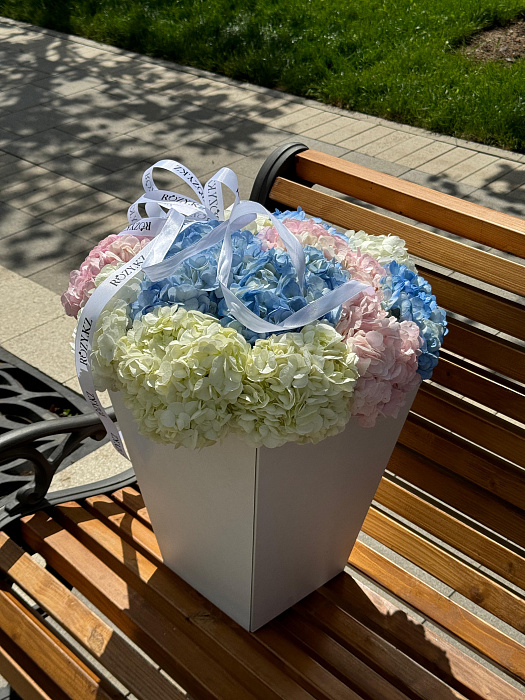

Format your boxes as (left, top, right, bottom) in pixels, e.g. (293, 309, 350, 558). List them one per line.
(0, 16, 524, 300)
(0, 17, 524, 696)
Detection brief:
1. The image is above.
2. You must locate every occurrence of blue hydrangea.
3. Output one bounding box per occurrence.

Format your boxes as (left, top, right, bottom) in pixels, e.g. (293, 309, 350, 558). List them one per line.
(381, 261, 447, 380)
(131, 219, 352, 344)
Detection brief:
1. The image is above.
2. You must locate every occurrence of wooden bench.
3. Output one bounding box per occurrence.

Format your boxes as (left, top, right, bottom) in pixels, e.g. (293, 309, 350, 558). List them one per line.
(0, 144, 524, 699)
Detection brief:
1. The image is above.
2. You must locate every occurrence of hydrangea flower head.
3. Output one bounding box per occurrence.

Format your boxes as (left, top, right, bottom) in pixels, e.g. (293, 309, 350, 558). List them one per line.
(231, 322, 360, 447)
(381, 261, 447, 379)
(345, 229, 417, 272)
(62, 233, 151, 318)
(112, 306, 251, 449)
(131, 221, 352, 344)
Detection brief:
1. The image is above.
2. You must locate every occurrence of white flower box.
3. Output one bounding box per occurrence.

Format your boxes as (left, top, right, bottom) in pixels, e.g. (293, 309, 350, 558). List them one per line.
(110, 383, 418, 631)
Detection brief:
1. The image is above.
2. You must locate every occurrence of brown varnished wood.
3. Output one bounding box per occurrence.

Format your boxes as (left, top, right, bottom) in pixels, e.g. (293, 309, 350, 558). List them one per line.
(251, 624, 364, 700)
(0, 586, 123, 700)
(287, 599, 467, 700)
(0, 531, 186, 700)
(0, 628, 60, 700)
(445, 318, 525, 385)
(348, 541, 525, 681)
(293, 150, 525, 256)
(81, 495, 449, 700)
(66, 501, 358, 700)
(388, 445, 525, 546)
(20, 511, 260, 700)
(399, 415, 525, 512)
(277, 611, 411, 700)
(322, 575, 521, 700)
(112, 487, 151, 527)
(422, 270, 525, 342)
(112, 487, 525, 700)
(362, 507, 525, 633)
(48, 501, 318, 700)
(430, 354, 525, 424)
(374, 479, 525, 588)
(413, 383, 525, 468)
(269, 177, 525, 297)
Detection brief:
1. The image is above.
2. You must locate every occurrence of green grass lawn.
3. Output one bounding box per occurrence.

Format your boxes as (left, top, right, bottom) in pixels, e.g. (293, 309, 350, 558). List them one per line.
(2, 0, 525, 151)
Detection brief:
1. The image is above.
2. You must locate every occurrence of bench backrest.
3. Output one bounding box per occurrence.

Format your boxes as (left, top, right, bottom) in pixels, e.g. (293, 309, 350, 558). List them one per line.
(251, 145, 525, 639)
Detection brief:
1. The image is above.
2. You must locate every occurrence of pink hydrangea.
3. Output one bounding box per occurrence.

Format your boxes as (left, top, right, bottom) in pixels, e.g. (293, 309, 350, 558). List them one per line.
(61, 233, 151, 318)
(343, 316, 421, 427)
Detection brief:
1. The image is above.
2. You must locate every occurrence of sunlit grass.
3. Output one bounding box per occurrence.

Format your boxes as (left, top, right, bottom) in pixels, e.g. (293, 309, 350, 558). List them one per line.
(2, 0, 524, 151)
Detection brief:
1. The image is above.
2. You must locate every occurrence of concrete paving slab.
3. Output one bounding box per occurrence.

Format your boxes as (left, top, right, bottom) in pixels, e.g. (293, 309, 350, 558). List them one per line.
(441, 152, 499, 182)
(418, 147, 474, 175)
(0, 274, 65, 342)
(69, 134, 170, 172)
(3, 313, 77, 383)
(0, 84, 54, 113)
(56, 110, 147, 144)
(2, 222, 90, 276)
(39, 154, 113, 184)
(0, 202, 43, 238)
(338, 125, 395, 150)
(299, 116, 365, 142)
(285, 110, 341, 135)
(485, 165, 525, 195)
(375, 135, 435, 162)
(342, 150, 410, 177)
(0, 128, 89, 164)
(0, 104, 74, 136)
(128, 118, 220, 150)
(41, 189, 115, 225)
(395, 140, 456, 168)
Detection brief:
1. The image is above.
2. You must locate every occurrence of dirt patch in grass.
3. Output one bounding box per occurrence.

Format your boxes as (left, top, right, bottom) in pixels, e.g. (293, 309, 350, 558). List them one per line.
(462, 19, 525, 62)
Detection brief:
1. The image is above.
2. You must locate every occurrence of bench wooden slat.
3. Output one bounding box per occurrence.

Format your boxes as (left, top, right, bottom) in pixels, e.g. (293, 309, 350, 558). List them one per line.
(445, 319, 525, 385)
(112, 487, 152, 526)
(252, 624, 363, 700)
(348, 542, 525, 683)
(414, 384, 525, 467)
(375, 479, 525, 588)
(430, 354, 525, 424)
(362, 508, 525, 632)
(293, 150, 525, 256)
(0, 531, 186, 700)
(52, 500, 318, 700)
(0, 628, 61, 700)
(21, 511, 260, 700)
(105, 489, 525, 699)
(274, 175, 525, 340)
(89, 493, 474, 700)
(389, 446, 525, 546)
(0, 587, 123, 700)
(279, 611, 412, 700)
(293, 594, 469, 700)
(422, 270, 524, 341)
(270, 177, 525, 297)
(322, 575, 520, 700)
(70, 500, 360, 700)
(399, 416, 525, 511)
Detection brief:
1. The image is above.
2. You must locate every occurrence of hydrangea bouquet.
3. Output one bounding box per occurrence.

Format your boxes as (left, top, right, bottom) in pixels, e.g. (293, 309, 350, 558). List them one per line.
(64, 159, 447, 631)
(64, 169, 446, 453)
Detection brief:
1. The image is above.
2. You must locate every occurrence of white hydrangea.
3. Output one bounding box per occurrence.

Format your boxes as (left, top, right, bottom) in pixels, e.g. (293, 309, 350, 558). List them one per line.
(345, 229, 417, 272)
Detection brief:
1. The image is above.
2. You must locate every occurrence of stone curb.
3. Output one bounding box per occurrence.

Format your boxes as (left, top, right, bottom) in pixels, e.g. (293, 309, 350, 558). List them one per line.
(1, 15, 524, 164)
